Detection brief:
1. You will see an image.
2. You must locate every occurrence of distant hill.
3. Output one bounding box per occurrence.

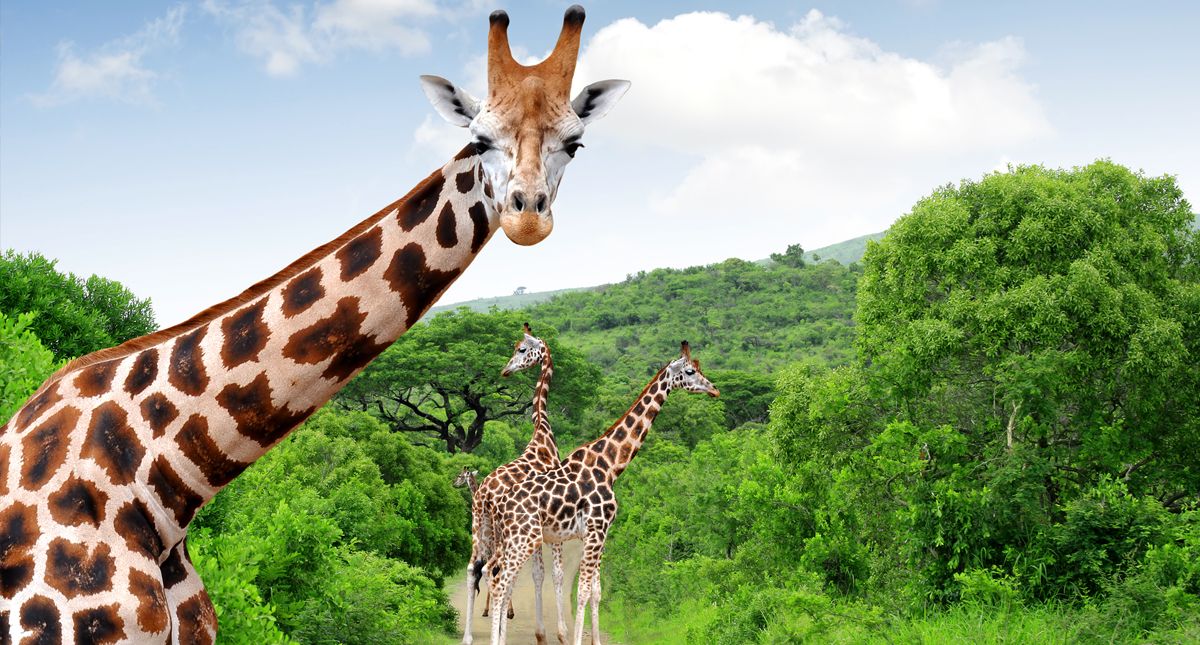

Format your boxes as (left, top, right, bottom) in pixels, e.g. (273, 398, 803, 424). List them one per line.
(427, 286, 588, 316)
(430, 231, 886, 318)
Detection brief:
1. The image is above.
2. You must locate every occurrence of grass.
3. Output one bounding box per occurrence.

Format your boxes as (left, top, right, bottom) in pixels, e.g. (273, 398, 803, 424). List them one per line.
(601, 599, 1200, 644)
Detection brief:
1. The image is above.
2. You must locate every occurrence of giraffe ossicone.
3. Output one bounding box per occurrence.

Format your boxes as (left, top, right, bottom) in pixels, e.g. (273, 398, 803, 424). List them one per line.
(487, 341, 719, 645)
(0, 6, 627, 644)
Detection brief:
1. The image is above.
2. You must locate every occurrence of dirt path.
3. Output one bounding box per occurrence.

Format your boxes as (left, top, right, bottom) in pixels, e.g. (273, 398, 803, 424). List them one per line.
(447, 541, 615, 644)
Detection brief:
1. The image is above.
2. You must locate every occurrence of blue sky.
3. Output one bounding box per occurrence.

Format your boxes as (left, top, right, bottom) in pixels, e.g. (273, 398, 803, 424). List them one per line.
(2, 1, 1197, 328)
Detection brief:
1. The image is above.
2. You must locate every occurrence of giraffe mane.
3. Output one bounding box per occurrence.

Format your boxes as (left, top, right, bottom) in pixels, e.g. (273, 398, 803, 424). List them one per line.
(39, 157, 464, 389)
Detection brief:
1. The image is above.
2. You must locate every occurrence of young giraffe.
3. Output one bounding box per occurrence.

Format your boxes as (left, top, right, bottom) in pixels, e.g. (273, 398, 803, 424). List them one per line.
(462, 323, 567, 645)
(489, 342, 719, 645)
(0, 7, 628, 643)
(454, 466, 480, 495)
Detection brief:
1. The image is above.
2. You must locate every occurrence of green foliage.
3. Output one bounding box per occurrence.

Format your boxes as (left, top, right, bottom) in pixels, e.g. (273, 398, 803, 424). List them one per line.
(600, 161, 1199, 643)
(0, 311, 62, 426)
(191, 408, 467, 643)
(0, 249, 156, 360)
(336, 308, 600, 453)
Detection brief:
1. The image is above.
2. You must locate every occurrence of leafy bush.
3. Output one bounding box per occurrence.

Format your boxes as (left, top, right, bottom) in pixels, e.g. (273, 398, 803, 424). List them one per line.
(0, 311, 61, 426)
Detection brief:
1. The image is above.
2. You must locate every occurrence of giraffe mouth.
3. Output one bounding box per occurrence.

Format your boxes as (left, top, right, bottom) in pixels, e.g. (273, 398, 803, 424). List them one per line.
(499, 210, 553, 246)
(707, 388, 721, 398)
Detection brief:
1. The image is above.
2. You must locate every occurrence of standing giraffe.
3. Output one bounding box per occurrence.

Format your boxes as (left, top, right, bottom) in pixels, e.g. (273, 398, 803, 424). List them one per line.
(0, 6, 628, 643)
(489, 342, 719, 645)
(462, 323, 568, 645)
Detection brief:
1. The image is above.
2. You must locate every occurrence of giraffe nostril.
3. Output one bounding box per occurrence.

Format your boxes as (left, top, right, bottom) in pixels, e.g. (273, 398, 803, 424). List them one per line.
(511, 191, 526, 212)
(534, 193, 548, 214)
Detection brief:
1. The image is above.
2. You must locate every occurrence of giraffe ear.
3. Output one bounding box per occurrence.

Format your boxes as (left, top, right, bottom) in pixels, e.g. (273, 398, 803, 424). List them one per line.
(572, 80, 630, 125)
(420, 75, 480, 127)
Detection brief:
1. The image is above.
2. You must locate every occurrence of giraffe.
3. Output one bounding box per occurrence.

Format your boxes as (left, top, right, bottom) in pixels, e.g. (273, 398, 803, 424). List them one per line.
(462, 323, 568, 645)
(488, 342, 719, 645)
(0, 6, 628, 643)
(454, 467, 480, 496)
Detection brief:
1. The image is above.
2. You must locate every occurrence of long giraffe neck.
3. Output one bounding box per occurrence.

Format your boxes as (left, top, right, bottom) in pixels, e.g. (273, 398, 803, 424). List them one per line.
(10, 144, 497, 551)
(521, 346, 558, 463)
(570, 367, 671, 480)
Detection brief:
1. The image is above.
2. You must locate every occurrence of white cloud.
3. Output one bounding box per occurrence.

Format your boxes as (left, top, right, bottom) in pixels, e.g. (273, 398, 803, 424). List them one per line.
(566, 10, 1051, 245)
(203, 0, 438, 76)
(32, 5, 186, 106)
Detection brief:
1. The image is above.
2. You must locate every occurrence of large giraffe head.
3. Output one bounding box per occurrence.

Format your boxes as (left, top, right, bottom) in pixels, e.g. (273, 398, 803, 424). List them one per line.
(420, 5, 630, 246)
(666, 341, 721, 397)
(501, 322, 546, 376)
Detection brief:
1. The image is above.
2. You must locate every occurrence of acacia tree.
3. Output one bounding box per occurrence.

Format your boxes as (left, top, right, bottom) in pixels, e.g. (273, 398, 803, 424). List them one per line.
(335, 309, 600, 454)
(0, 250, 157, 360)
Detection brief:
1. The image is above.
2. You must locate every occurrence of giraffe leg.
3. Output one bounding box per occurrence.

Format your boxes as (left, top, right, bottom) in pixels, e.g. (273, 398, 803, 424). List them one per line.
(573, 533, 606, 645)
(161, 538, 217, 645)
(532, 547, 547, 645)
(491, 535, 537, 645)
(589, 576, 602, 645)
(552, 542, 569, 645)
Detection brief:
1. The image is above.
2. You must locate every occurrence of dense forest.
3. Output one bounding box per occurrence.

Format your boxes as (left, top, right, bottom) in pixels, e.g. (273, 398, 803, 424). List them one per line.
(2, 160, 1197, 643)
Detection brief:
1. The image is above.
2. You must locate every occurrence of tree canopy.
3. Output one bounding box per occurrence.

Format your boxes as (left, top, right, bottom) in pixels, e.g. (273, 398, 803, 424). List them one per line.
(0, 250, 157, 360)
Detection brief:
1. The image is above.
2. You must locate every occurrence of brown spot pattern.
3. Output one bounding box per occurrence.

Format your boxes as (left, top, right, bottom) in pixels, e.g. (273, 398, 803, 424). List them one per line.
(398, 173, 444, 231)
(176, 414, 247, 488)
(160, 545, 188, 589)
(48, 476, 108, 528)
(73, 361, 116, 398)
(72, 604, 126, 644)
(176, 592, 217, 645)
(124, 349, 159, 396)
(220, 300, 270, 368)
(216, 374, 312, 447)
(147, 456, 203, 527)
(456, 169, 475, 193)
(45, 538, 115, 598)
(129, 569, 169, 633)
(13, 382, 62, 431)
(82, 402, 144, 486)
(281, 296, 389, 382)
(169, 327, 209, 396)
(20, 406, 80, 490)
(140, 393, 179, 438)
(1, 502, 38, 599)
(336, 226, 383, 282)
(436, 202, 459, 248)
(468, 202, 489, 254)
(19, 595, 61, 645)
(114, 500, 165, 560)
(384, 243, 462, 328)
(281, 267, 325, 318)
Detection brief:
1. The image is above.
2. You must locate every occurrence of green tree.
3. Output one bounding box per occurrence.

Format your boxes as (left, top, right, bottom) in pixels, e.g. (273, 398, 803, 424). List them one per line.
(0, 311, 62, 425)
(0, 250, 157, 360)
(770, 243, 807, 268)
(335, 309, 601, 453)
(854, 161, 1200, 598)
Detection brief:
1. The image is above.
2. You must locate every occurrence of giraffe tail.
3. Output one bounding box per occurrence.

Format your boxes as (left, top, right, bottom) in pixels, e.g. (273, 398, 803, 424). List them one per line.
(471, 558, 486, 596)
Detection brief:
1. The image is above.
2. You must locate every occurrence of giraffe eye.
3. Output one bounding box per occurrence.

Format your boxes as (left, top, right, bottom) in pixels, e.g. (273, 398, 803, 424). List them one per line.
(685, 368, 696, 376)
(518, 347, 526, 353)
(563, 140, 584, 158)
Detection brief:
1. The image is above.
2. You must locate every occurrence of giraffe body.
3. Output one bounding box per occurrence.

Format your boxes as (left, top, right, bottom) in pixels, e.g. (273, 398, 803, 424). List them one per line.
(487, 342, 719, 645)
(462, 325, 567, 645)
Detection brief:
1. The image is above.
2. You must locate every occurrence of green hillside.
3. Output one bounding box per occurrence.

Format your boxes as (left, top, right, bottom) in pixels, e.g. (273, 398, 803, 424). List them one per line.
(524, 256, 859, 378)
(430, 232, 884, 319)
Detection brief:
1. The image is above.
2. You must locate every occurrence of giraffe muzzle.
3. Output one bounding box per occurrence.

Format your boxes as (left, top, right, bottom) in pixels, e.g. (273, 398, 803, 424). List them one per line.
(499, 209, 554, 246)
